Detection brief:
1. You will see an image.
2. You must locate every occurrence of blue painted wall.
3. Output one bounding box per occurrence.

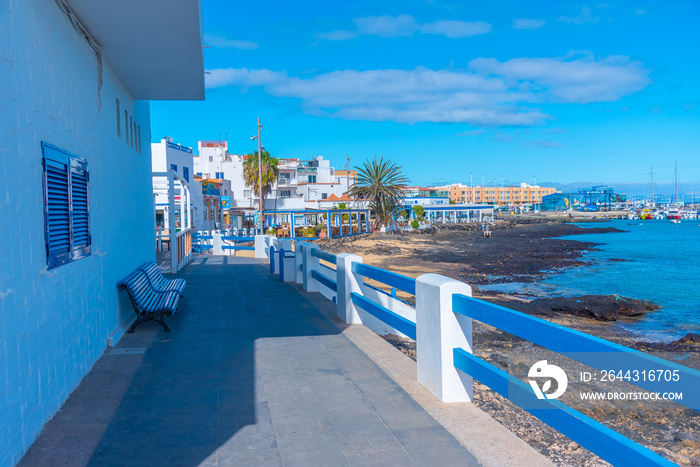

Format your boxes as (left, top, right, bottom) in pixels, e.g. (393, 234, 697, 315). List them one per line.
(0, 2, 155, 465)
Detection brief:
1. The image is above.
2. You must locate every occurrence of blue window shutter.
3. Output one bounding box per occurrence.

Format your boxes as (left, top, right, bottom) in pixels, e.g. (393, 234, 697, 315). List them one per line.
(43, 153, 72, 268)
(42, 143, 90, 268)
(70, 157, 90, 260)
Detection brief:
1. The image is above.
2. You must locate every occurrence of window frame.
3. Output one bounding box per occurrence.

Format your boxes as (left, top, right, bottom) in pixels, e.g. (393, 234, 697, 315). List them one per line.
(42, 142, 91, 269)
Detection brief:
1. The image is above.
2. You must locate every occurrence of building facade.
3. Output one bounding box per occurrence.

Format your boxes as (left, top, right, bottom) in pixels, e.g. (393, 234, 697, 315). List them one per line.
(0, 1, 204, 464)
(449, 183, 558, 205)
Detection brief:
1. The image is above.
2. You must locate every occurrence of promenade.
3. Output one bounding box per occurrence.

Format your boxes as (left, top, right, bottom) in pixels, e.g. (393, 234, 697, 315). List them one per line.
(18, 256, 547, 467)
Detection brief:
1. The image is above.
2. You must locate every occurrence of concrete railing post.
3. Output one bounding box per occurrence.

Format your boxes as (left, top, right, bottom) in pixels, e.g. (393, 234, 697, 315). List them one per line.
(280, 249, 295, 283)
(336, 253, 364, 324)
(303, 244, 320, 292)
(255, 235, 267, 258)
(213, 233, 223, 255)
(295, 241, 307, 284)
(416, 274, 473, 403)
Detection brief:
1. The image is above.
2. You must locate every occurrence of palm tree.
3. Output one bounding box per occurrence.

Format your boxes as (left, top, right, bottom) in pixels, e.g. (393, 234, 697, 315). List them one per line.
(348, 156, 408, 227)
(243, 150, 278, 225)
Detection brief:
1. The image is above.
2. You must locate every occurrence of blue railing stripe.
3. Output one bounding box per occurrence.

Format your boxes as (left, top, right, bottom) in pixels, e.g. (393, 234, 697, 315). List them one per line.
(351, 292, 416, 340)
(319, 263, 336, 273)
(453, 349, 675, 467)
(311, 249, 337, 264)
(453, 294, 700, 409)
(192, 244, 213, 250)
(311, 270, 337, 292)
(362, 282, 414, 307)
(352, 262, 416, 295)
(221, 236, 254, 242)
(221, 246, 255, 250)
(192, 235, 213, 240)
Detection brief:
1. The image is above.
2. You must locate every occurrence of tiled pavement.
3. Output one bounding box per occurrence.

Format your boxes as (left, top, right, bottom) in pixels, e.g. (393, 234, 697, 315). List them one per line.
(21, 256, 483, 466)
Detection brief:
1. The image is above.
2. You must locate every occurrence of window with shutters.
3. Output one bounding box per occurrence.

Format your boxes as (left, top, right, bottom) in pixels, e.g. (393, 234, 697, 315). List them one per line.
(42, 143, 91, 269)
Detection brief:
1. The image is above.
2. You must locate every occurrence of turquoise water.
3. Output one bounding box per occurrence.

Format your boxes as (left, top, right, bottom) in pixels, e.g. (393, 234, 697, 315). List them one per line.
(485, 219, 700, 341)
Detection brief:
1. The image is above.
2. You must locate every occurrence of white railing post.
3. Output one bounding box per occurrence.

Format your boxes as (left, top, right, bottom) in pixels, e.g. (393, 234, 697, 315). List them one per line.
(295, 241, 307, 284)
(336, 253, 364, 324)
(254, 235, 267, 258)
(416, 274, 473, 403)
(303, 244, 320, 292)
(212, 232, 223, 255)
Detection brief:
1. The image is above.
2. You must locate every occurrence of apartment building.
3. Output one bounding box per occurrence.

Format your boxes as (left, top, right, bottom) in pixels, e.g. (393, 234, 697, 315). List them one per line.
(449, 183, 558, 205)
(277, 156, 354, 202)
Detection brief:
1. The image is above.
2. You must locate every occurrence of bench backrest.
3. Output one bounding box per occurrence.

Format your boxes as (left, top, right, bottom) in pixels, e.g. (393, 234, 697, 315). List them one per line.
(119, 269, 157, 311)
(140, 261, 165, 288)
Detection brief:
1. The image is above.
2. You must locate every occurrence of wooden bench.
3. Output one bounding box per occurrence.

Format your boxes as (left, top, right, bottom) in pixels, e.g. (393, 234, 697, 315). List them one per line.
(118, 269, 181, 333)
(140, 261, 187, 295)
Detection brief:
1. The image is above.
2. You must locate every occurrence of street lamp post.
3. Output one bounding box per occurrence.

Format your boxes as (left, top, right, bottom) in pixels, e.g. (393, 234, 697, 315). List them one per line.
(251, 118, 263, 234)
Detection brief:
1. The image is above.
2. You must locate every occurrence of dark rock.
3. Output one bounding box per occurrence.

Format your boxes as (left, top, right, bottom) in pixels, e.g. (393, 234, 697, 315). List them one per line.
(485, 295, 661, 322)
(676, 333, 700, 346)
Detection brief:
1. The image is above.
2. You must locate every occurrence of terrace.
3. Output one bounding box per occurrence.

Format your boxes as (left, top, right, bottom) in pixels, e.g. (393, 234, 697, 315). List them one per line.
(18, 255, 546, 466)
(18, 241, 699, 466)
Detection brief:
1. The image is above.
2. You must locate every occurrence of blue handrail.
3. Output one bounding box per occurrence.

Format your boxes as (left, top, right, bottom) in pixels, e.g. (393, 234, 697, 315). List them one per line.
(453, 349, 675, 466)
(311, 248, 337, 264)
(352, 262, 416, 295)
(453, 294, 700, 410)
(221, 236, 255, 242)
(311, 270, 337, 292)
(351, 292, 416, 339)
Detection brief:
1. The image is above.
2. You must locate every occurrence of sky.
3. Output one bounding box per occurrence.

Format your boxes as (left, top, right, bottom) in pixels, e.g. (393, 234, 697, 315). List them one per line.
(151, 1, 700, 200)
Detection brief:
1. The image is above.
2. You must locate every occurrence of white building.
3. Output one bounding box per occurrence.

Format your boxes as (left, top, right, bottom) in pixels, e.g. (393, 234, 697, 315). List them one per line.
(193, 141, 248, 202)
(194, 143, 357, 215)
(152, 139, 202, 231)
(0, 1, 204, 464)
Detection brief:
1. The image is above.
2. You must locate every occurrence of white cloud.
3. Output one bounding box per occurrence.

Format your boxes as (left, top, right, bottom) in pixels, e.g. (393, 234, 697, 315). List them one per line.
(558, 6, 601, 24)
(469, 54, 651, 103)
(420, 20, 492, 38)
(204, 34, 259, 50)
(513, 19, 547, 30)
(354, 14, 417, 37)
(318, 14, 492, 40)
(206, 53, 651, 126)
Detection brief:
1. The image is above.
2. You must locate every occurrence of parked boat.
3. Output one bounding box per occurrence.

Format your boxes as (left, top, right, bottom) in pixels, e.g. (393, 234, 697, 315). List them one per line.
(638, 208, 655, 220)
(666, 207, 682, 220)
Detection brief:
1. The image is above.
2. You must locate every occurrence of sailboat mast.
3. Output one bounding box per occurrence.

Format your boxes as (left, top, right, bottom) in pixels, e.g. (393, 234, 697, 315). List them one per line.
(651, 163, 654, 206)
(674, 160, 678, 205)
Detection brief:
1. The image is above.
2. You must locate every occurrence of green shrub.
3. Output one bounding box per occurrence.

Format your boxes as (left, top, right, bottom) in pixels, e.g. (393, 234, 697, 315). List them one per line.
(411, 219, 420, 229)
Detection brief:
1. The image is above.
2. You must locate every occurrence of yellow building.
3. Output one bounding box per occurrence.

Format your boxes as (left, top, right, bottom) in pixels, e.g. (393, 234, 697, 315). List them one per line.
(449, 183, 557, 205)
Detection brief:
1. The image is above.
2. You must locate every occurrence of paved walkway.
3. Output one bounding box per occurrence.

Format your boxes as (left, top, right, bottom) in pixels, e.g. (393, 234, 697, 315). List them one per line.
(20, 256, 482, 467)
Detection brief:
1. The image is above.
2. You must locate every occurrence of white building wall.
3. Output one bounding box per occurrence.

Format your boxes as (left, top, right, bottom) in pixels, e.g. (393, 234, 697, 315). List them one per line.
(0, 3, 154, 465)
(152, 139, 195, 182)
(193, 144, 247, 200)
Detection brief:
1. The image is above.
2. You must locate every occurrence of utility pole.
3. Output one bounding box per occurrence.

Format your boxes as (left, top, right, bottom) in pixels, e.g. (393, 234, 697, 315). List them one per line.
(346, 153, 351, 197)
(257, 118, 262, 233)
(250, 118, 263, 234)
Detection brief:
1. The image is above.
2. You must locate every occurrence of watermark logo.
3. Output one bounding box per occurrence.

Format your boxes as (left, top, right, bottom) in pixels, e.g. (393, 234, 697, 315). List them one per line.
(528, 360, 568, 400)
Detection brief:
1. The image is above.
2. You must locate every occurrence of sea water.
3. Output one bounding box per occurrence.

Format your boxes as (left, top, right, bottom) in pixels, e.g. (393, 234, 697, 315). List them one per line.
(484, 219, 700, 341)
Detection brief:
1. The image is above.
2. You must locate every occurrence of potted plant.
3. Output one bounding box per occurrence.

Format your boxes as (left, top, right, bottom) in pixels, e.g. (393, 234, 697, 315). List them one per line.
(316, 224, 328, 239)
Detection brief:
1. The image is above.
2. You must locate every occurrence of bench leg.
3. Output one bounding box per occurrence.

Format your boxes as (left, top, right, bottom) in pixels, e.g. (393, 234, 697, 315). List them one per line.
(158, 315, 171, 332)
(127, 315, 171, 333)
(127, 316, 146, 333)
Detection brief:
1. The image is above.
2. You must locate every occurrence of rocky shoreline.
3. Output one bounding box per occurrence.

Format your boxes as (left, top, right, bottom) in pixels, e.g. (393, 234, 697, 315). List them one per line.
(315, 219, 700, 466)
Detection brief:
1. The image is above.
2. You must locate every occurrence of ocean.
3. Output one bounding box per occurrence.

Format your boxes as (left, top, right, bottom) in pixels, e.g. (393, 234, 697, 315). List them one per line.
(483, 219, 700, 341)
